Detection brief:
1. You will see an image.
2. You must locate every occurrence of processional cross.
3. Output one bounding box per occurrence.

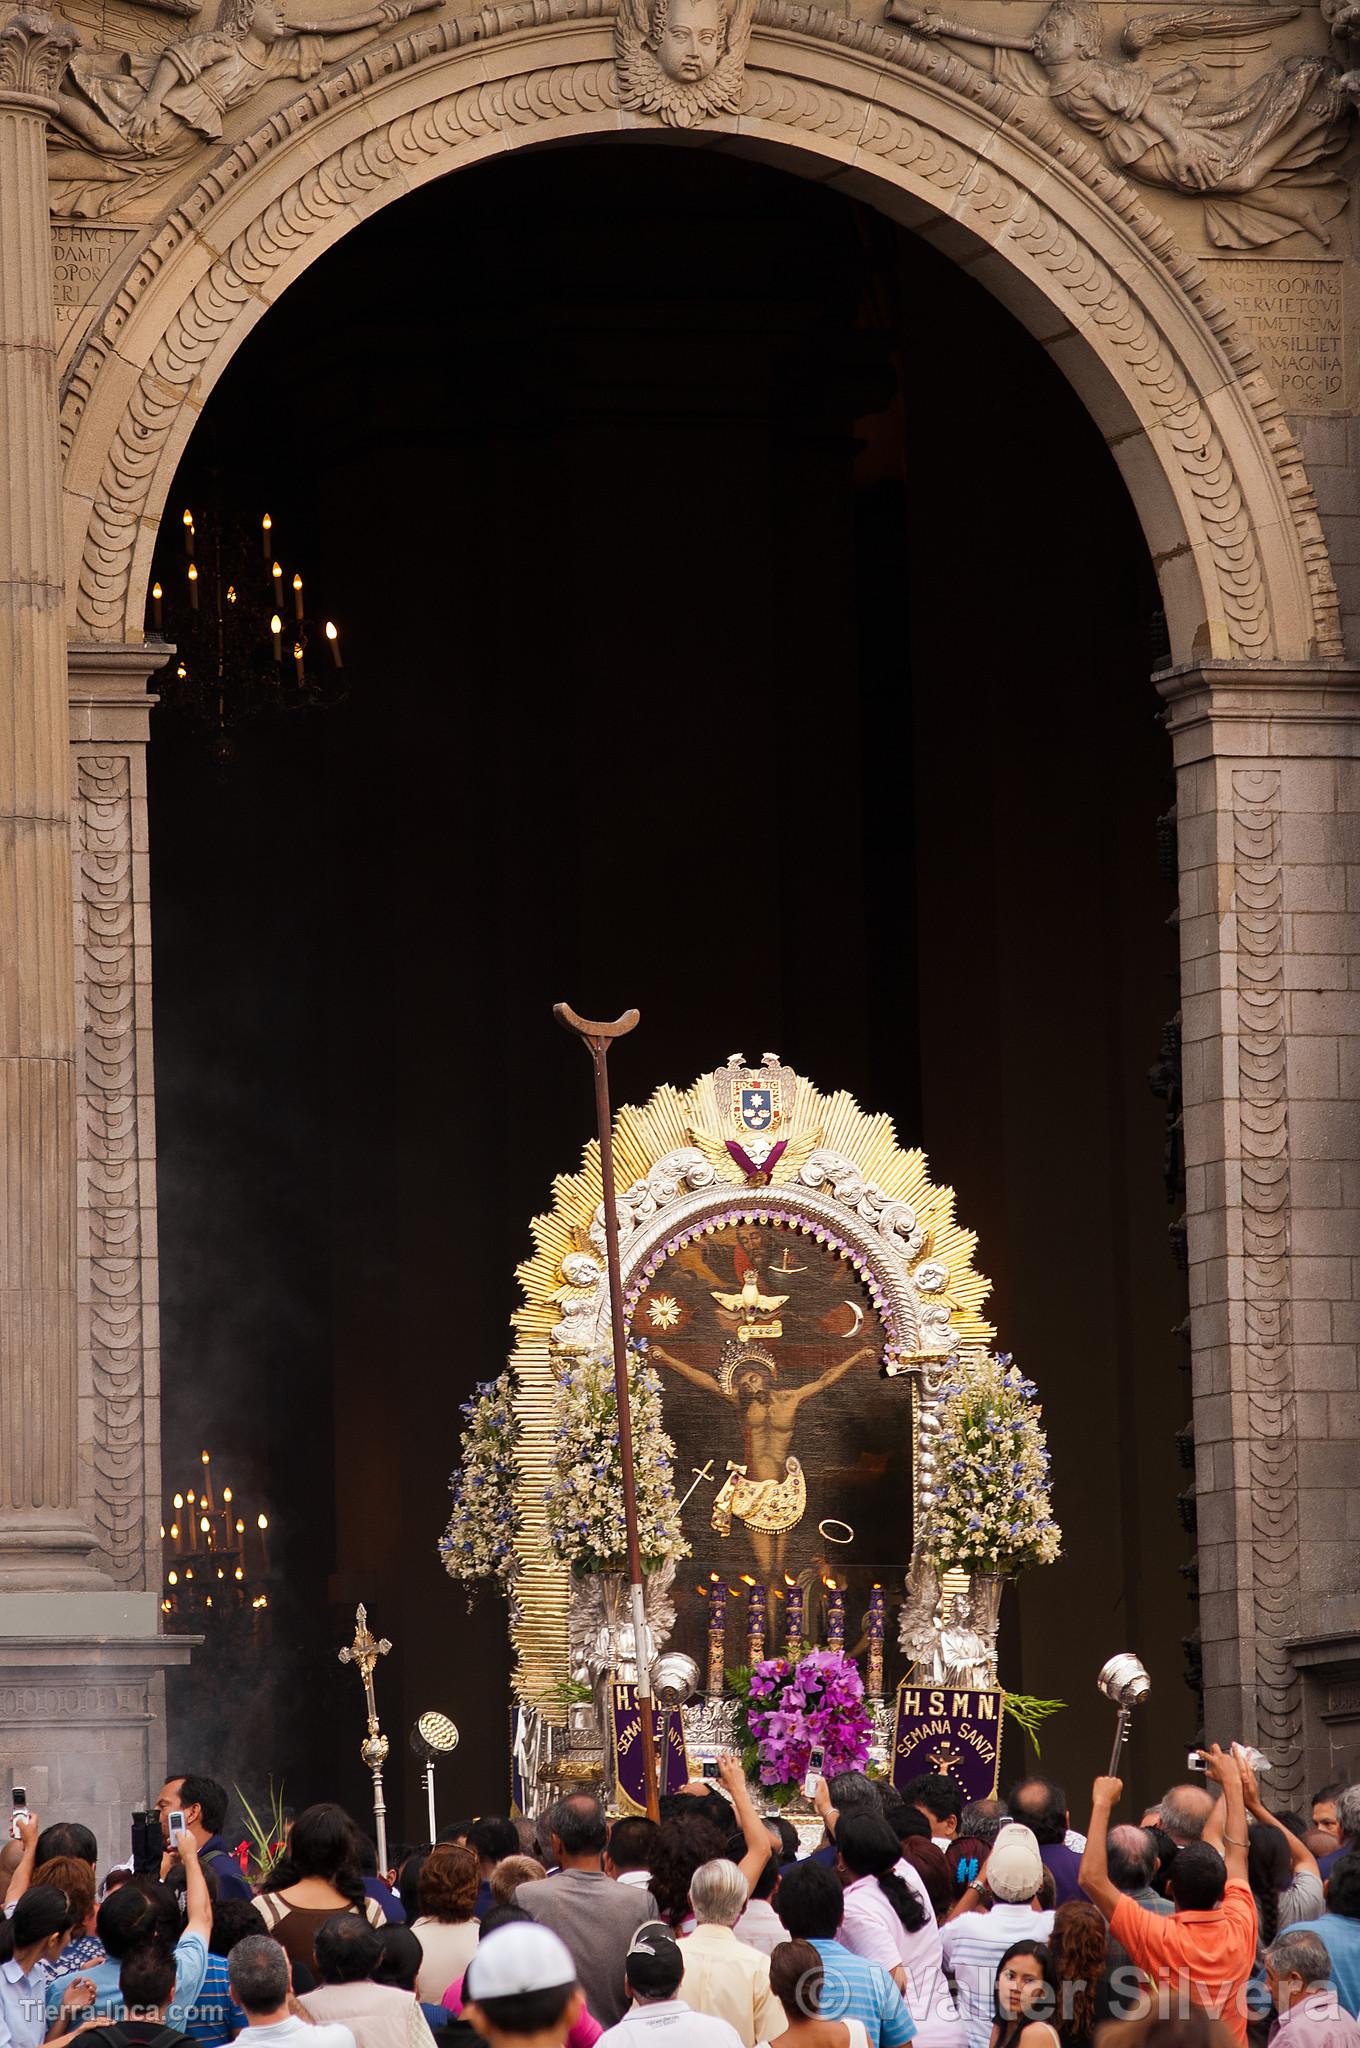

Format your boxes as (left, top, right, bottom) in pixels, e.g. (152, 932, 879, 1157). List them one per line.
(339, 1603, 392, 1868)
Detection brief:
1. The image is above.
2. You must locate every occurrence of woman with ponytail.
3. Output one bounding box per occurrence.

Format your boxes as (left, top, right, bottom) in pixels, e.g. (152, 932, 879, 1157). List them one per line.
(761, 1938, 871, 2048)
(834, 1816, 965, 2048)
(0, 1883, 80, 2047)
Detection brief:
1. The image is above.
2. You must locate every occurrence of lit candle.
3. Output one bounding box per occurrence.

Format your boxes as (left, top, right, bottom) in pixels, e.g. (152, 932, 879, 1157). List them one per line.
(182, 508, 194, 559)
(827, 1579, 845, 1652)
(784, 1575, 804, 1659)
(187, 562, 199, 610)
(261, 512, 272, 562)
(270, 613, 282, 661)
(706, 1573, 727, 1695)
(292, 571, 304, 622)
(746, 1578, 765, 1666)
(325, 620, 342, 669)
(172, 1494, 184, 1555)
(152, 581, 163, 630)
(293, 641, 305, 685)
(257, 1511, 270, 1574)
(867, 1584, 885, 1696)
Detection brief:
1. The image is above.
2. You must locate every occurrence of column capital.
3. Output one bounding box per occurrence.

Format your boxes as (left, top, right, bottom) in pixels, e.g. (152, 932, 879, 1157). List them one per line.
(1155, 659, 1360, 764)
(69, 641, 164, 745)
(0, 9, 78, 117)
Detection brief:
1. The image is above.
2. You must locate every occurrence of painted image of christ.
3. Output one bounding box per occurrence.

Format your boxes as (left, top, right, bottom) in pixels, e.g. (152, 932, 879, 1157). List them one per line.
(631, 1221, 913, 1672)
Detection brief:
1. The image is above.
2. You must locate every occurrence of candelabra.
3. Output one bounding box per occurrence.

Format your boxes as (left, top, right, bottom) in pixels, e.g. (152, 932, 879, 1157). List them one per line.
(146, 498, 346, 761)
(161, 1449, 271, 1626)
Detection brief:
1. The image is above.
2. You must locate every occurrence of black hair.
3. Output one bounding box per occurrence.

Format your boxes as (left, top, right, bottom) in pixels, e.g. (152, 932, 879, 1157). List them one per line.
(1008, 1780, 1068, 1849)
(1328, 1853, 1360, 1921)
(121, 1940, 177, 2013)
(168, 1776, 230, 1837)
(1276, 1813, 1310, 1843)
(608, 1818, 659, 1874)
(1247, 1822, 1292, 1948)
(478, 1904, 532, 1937)
(765, 1816, 800, 1865)
(0, 1884, 76, 1963)
(270, 1804, 366, 1907)
(725, 1829, 779, 1901)
(314, 1911, 383, 1985)
(398, 1853, 425, 1921)
(470, 1819, 521, 1865)
(835, 1814, 926, 1933)
(353, 1835, 379, 1878)
(885, 1802, 932, 1843)
(545, 1796, 608, 1858)
(469, 1985, 577, 2035)
(992, 1939, 1052, 2048)
(1169, 1842, 1227, 1912)
(1313, 1783, 1348, 1809)
(35, 1823, 98, 1868)
(774, 1860, 843, 1941)
(211, 1899, 266, 1958)
(901, 1775, 962, 1825)
(374, 1923, 424, 1992)
(98, 1877, 181, 1960)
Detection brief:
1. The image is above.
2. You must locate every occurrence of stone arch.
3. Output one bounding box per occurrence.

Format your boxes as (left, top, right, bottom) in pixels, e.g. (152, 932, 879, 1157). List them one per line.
(59, 0, 1344, 661)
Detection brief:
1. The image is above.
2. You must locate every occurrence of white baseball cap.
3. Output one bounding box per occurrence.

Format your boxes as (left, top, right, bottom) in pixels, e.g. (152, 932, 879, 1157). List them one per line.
(986, 1823, 1045, 1901)
(465, 1924, 578, 2000)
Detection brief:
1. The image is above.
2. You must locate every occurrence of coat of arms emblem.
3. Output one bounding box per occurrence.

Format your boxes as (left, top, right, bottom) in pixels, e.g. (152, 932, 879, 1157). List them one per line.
(712, 1053, 795, 1169)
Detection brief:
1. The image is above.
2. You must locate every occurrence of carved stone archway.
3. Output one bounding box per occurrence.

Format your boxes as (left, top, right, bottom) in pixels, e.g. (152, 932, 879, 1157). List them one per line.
(59, 0, 1343, 665)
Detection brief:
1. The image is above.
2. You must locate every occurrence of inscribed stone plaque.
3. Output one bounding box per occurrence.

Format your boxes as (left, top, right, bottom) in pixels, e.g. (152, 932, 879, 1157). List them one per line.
(51, 223, 137, 330)
(1207, 259, 1350, 414)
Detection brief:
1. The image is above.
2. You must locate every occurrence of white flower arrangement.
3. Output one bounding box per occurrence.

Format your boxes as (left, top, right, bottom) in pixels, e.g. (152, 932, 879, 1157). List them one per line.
(929, 1352, 1061, 1576)
(544, 1343, 690, 1578)
(439, 1371, 521, 1595)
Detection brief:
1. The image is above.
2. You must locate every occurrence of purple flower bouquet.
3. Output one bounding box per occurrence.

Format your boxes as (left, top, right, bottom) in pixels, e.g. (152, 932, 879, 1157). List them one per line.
(743, 1649, 873, 1798)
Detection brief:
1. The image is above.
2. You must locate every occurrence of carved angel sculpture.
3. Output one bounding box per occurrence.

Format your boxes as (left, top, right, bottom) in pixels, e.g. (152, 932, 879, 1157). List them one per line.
(897, 1547, 942, 1676)
(569, 1558, 678, 1689)
(47, 0, 438, 217)
(614, 0, 756, 126)
(887, 0, 1354, 248)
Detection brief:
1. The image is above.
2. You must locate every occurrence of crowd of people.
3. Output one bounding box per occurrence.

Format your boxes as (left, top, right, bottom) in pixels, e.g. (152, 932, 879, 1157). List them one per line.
(3, 1747, 1360, 2048)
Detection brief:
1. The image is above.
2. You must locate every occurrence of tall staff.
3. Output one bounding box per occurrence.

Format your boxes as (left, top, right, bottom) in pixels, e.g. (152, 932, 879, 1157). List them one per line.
(554, 1002, 660, 1823)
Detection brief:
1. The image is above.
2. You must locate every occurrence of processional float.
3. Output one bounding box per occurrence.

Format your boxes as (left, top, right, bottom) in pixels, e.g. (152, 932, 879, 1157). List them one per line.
(438, 1018, 1102, 1823)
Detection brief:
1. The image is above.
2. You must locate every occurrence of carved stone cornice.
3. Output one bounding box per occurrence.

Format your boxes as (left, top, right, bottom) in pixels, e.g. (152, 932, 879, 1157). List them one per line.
(0, 8, 78, 116)
(1157, 660, 1360, 762)
(56, 1, 1342, 664)
(68, 642, 163, 745)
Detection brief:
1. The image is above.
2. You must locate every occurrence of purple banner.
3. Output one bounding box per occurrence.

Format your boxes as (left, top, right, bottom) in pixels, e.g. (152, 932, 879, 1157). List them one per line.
(890, 1684, 1005, 1805)
(611, 1684, 691, 1815)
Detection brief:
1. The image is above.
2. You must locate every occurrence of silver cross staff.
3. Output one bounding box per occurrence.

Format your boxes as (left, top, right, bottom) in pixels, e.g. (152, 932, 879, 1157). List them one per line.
(340, 1603, 392, 1869)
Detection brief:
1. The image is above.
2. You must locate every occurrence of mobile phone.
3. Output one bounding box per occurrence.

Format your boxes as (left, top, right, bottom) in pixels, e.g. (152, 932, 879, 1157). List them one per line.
(803, 1745, 826, 1798)
(168, 1809, 187, 1846)
(701, 1758, 720, 1782)
(9, 1789, 30, 1842)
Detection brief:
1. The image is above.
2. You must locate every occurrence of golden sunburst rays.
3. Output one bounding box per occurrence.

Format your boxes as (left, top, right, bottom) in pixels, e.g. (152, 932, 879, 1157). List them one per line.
(505, 1066, 995, 1714)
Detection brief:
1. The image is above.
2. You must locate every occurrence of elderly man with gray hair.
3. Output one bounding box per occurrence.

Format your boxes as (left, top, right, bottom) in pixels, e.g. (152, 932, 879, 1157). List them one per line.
(1265, 1928, 1360, 2048)
(227, 1934, 356, 2048)
(677, 1862, 780, 2048)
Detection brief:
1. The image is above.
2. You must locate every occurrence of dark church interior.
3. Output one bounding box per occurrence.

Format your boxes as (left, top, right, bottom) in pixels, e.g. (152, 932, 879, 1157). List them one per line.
(146, 140, 1193, 1840)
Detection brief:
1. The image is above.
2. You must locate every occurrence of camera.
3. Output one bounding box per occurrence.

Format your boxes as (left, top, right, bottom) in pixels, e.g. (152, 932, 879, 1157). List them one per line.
(1187, 1750, 1209, 1772)
(131, 1810, 163, 1876)
(9, 1788, 30, 1843)
(701, 1757, 720, 1783)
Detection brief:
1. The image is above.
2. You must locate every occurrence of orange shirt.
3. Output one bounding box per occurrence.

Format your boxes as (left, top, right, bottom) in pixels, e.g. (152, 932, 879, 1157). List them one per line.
(1109, 1880, 1259, 2048)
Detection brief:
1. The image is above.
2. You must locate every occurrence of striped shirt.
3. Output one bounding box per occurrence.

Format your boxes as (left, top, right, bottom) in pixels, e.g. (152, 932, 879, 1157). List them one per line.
(807, 1937, 917, 2048)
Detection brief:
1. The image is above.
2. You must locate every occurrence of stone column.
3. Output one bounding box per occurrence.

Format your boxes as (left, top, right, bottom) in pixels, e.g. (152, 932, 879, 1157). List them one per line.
(1160, 661, 1360, 1797)
(0, 7, 100, 1590)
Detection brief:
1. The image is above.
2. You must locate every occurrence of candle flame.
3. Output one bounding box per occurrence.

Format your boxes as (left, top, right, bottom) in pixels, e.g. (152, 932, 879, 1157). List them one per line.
(223, 1487, 232, 1503)
(159, 1524, 165, 1539)
(740, 1574, 756, 1586)
(262, 513, 272, 531)
(270, 613, 282, 634)
(234, 1567, 244, 1581)
(187, 1489, 196, 1504)
(292, 643, 304, 660)
(235, 1519, 244, 1533)
(182, 509, 193, 528)
(187, 563, 198, 582)
(173, 1493, 183, 1509)
(168, 1571, 178, 1586)
(199, 1515, 210, 1533)
(258, 1513, 268, 1530)
(784, 1573, 796, 1586)
(201, 1450, 210, 1464)
(170, 1524, 179, 1541)
(822, 1575, 836, 1590)
(293, 573, 303, 591)
(152, 582, 163, 600)
(175, 663, 187, 679)
(272, 562, 282, 578)
(227, 585, 237, 604)
(325, 620, 338, 641)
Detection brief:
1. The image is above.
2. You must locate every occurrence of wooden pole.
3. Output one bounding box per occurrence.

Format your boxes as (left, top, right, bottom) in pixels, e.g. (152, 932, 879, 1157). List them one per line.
(553, 1002, 661, 1822)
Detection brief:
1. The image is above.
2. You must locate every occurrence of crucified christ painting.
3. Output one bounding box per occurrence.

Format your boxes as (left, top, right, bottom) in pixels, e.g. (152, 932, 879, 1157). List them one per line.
(629, 1220, 912, 1669)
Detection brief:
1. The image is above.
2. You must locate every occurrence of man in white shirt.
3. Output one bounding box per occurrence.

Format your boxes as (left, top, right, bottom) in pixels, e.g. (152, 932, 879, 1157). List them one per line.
(598, 1923, 745, 2048)
(938, 1827, 1054, 2048)
(228, 1933, 356, 2048)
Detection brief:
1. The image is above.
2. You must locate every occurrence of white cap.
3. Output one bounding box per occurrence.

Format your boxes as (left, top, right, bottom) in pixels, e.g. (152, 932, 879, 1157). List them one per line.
(986, 1823, 1045, 1902)
(465, 1924, 578, 2000)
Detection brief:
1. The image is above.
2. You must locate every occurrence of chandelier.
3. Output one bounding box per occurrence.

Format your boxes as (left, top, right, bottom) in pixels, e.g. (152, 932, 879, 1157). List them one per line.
(161, 1449, 271, 1624)
(146, 498, 345, 760)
